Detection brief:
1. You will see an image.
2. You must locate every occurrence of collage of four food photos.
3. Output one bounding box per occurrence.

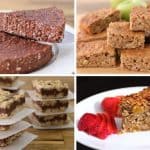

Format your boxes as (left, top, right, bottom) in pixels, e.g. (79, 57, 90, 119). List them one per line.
(0, 0, 149, 150)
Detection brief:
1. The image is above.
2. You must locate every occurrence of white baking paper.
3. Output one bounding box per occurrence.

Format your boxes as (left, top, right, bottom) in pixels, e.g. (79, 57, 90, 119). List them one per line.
(27, 90, 74, 101)
(0, 80, 25, 91)
(1, 132, 37, 150)
(31, 120, 74, 130)
(0, 108, 34, 125)
(0, 121, 31, 139)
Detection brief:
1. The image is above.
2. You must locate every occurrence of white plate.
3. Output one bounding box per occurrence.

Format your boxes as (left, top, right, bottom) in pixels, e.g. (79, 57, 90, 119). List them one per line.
(76, 86, 150, 150)
(31, 24, 74, 74)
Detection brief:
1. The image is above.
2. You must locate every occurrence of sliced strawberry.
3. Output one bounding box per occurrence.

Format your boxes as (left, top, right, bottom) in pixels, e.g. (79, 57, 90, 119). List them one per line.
(78, 113, 101, 133)
(104, 112, 118, 134)
(101, 97, 121, 117)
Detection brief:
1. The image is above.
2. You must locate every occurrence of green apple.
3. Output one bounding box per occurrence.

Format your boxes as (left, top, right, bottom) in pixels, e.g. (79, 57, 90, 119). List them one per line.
(116, 0, 147, 21)
(110, 0, 126, 8)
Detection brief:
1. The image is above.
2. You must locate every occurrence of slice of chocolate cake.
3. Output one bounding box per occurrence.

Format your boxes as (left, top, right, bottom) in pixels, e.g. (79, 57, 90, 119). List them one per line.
(0, 7, 65, 42)
(0, 32, 53, 74)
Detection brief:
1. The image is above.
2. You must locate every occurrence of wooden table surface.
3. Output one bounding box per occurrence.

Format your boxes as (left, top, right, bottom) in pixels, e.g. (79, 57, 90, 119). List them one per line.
(18, 77, 74, 150)
(0, 0, 74, 26)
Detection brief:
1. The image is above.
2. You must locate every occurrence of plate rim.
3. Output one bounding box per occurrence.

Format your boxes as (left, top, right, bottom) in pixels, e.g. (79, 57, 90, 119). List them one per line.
(76, 86, 147, 149)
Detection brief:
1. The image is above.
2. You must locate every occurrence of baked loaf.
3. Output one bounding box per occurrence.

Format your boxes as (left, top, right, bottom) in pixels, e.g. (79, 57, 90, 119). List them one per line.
(0, 7, 65, 42)
(77, 40, 116, 67)
(107, 22, 145, 49)
(121, 45, 150, 72)
(80, 8, 120, 34)
(120, 87, 150, 132)
(32, 80, 69, 98)
(0, 32, 53, 74)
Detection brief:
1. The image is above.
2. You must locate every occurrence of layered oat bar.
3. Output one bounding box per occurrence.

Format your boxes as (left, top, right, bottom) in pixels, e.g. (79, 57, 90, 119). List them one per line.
(32, 80, 69, 98)
(121, 45, 150, 72)
(120, 88, 150, 132)
(30, 113, 69, 127)
(0, 90, 25, 118)
(130, 7, 150, 35)
(32, 100, 69, 113)
(0, 132, 23, 147)
(107, 22, 145, 49)
(0, 77, 17, 86)
(77, 29, 107, 42)
(77, 40, 116, 67)
(80, 8, 120, 34)
(0, 7, 65, 42)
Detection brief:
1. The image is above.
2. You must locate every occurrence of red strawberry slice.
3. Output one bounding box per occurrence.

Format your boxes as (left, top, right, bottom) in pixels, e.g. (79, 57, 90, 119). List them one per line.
(78, 113, 101, 133)
(104, 112, 118, 134)
(101, 96, 121, 117)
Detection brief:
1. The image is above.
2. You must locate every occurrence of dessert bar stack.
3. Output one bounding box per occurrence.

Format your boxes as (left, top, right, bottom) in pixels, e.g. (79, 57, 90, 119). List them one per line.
(28, 80, 74, 128)
(0, 7, 65, 73)
(77, 6, 150, 72)
(0, 89, 36, 148)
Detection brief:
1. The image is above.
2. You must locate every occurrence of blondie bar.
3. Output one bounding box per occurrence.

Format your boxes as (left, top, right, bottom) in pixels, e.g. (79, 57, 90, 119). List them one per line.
(121, 45, 150, 72)
(77, 40, 116, 67)
(107, 22, 145, 49)
(130, 7, 150, 34)
(80, 8, 120, 34)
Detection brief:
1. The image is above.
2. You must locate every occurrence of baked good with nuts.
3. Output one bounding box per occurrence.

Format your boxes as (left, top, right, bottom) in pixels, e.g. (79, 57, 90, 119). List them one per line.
(120, 88, 150, 132)
(120, 45, 150, 72)
(107, 22, 145, 49)
(80, 8, 120, 34)
(77, 40, 116, 67)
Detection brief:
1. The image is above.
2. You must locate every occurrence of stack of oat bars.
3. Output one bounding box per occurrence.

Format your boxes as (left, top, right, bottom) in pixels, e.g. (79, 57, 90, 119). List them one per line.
(0, 78, 36, 149)
(27, 80, 74, 129)
(77, 6, 150, 72)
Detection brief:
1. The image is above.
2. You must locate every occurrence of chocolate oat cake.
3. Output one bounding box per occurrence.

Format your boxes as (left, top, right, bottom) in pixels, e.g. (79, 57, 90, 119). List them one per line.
(80, 8, 120, 34)
(120, 45, 150, 72)
(107, 22, 145, 49)
(77, 40, 116, 67)
(0, 7, 65, 42)
(32, 80, 69, 98)
(0, 89, 25, 118)
(120, 88, 150, 132)
(0, 32, 52, 74)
